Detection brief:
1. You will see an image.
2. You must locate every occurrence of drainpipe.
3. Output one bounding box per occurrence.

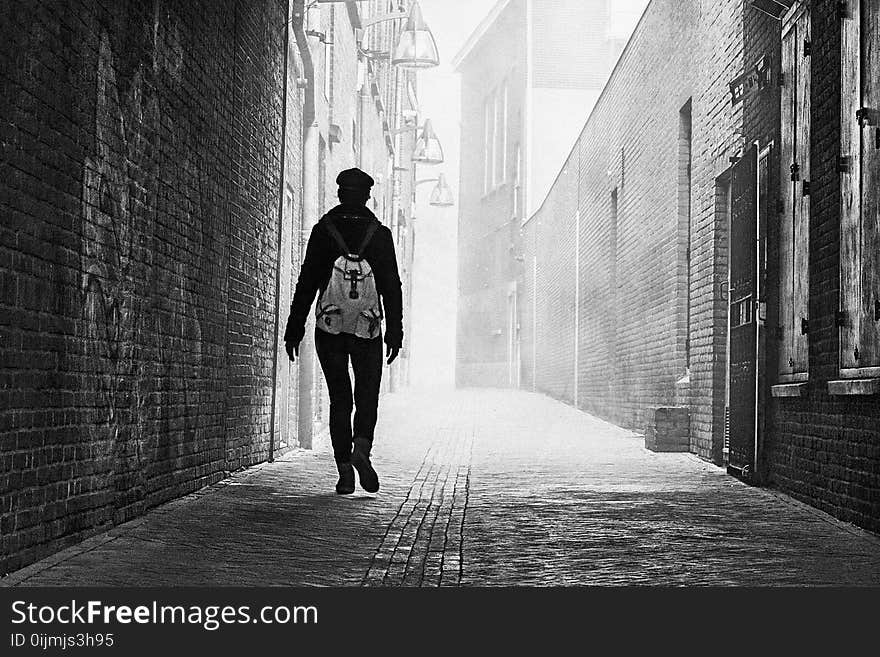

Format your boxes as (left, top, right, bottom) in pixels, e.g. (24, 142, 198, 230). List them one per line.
(269, 0, 292, 463)
(293, 0, 316, 449)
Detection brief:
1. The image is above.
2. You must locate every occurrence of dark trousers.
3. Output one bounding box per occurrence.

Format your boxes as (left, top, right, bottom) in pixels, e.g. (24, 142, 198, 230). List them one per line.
(314, 329, 384, 463)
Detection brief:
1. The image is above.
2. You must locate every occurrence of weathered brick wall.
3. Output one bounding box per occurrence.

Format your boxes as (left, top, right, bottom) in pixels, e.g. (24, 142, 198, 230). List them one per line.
(0, 0, 288, 573)
(531, 163, 577, 405)
(755, 0, 880, 533)
(224, 1, 286, 471)
(523, 0, 743, 444)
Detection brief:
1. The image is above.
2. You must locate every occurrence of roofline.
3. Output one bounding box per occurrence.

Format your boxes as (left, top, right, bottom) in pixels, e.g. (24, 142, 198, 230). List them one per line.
(451, 0, 512, 71)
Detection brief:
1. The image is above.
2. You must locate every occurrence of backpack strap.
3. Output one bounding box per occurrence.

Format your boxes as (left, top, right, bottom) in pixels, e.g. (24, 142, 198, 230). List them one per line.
(321, 216, 352, 255)
(355, 220, 380, 256)
(322, 215, 379, 258)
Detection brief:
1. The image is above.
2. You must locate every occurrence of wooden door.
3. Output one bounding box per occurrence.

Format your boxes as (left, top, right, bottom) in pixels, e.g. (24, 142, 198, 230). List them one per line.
(728, 146, 759, 480)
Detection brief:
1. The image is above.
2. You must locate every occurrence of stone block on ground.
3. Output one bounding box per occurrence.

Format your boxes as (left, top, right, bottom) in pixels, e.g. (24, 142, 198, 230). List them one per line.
(645, 406, 690, 453)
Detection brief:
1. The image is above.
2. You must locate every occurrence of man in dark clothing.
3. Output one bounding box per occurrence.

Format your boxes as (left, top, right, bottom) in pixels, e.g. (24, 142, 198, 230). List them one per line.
(284, 168, 402, 495)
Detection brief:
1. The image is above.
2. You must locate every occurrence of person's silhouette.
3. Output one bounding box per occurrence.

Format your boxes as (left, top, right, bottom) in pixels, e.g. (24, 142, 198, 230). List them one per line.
(284, 168, 402, 494)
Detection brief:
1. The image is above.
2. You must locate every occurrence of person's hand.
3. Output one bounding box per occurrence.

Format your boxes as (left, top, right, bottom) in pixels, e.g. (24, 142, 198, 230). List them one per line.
(285, 341, 299, 362)
(385, 345, 399, 365)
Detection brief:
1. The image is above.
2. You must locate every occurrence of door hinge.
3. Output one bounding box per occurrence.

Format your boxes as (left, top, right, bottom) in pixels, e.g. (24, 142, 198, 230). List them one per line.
(802, 180, 811, 196)
(803, 40, 812, 57)
(838, 155, 852, 173)
(876, 127, 880, 150)
(836, 310, 848, 327)
(857, 107, 879, 127)
(790, 162, 800, 181)
(875, 299, 880, 321)
(854, 346, 860, 361)
(838, 1, 850, 20)
(801, 317, 809, 335)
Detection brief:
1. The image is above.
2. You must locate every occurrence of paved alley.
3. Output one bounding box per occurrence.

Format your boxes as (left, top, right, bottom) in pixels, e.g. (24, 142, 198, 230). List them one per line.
(3, 389, 879, 587)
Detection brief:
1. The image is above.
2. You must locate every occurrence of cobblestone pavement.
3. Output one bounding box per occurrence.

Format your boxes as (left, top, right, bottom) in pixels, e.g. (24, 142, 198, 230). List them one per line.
(4, 389, 880, 587)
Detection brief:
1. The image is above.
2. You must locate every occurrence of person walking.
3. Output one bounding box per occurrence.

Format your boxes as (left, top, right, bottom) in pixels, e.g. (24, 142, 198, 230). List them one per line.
(284, 168, 403, 495)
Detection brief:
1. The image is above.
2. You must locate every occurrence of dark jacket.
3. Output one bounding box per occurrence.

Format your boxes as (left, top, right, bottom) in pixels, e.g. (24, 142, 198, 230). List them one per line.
(284, 203, 403, 349)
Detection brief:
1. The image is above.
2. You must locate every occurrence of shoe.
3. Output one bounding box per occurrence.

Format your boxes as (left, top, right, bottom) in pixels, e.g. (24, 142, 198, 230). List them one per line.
(335, 462, 355, 495)
(351, 437, 379, 493)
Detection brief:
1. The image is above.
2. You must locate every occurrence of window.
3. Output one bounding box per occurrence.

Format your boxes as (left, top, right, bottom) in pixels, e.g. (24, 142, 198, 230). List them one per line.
(483, 81, 508, 194)
(608, 188, 619, 361)
(352, 118, 359, 159)
(777, 8, 810, 379)
(284, 186, 294, 226)
(491, 90, 499, 187)
(513, 142, 522, 219)
(839, 0, 880, 376)
(679, 100, 693, 368)
(483, 80, 509, 194)
(496, 81, 507, 187)
(322, 7, 333, 102)
(483, 96, 492, 195)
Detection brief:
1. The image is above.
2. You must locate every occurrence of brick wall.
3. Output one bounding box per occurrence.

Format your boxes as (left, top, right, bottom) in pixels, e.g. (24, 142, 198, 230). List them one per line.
(753, 0, 880, 533)
(0, 0, 289, 573)
(522, 0, 743, 452)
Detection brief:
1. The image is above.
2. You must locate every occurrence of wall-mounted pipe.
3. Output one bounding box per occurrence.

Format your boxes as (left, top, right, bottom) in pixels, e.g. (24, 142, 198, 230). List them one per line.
(292, 0, 315, 129)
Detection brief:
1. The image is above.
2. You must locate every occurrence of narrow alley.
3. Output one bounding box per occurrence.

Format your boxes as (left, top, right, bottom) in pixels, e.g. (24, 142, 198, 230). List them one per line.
(4, 389, 878, 588)
(3, 0, 880, 607)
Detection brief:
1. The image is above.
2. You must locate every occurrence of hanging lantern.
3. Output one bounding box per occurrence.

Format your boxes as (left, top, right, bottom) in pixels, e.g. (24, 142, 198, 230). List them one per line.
(429, 174, 454, 207)
(413, 119, 444, 164)
(391, 2, 440, 69)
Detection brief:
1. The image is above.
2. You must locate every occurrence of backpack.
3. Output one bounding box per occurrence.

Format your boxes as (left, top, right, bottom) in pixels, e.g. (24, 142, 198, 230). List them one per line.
(315, 215, 383, 339)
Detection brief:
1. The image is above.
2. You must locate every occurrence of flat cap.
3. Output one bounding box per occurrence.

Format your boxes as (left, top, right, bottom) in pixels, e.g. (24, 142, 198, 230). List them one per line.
(336, 167, 375, 190)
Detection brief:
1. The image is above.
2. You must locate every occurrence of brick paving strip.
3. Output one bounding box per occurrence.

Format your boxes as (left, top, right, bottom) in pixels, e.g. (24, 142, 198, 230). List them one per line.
(2, 389, 878, 587)
(361, 428, 474, 587)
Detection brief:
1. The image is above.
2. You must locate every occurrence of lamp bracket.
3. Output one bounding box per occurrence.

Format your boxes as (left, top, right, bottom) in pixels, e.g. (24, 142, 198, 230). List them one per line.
(305, 29, 333, 44)
(361, 11, 407, 31)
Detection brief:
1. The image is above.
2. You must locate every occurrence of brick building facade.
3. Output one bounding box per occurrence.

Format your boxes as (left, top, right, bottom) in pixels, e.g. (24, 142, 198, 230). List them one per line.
(521, 0, 744, 453)
(744, 0, 880, 532)
(1, 0, 420, 574)
(460, 0, 879, 532)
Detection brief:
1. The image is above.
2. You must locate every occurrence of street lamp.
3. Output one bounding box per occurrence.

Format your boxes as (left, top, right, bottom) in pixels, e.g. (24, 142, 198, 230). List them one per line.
(309, 0, 439, 69)
(412, 119, 443, 165)
(392, 117, 444, 165)
(416, 173, 454, 208)
(391, 2, 440, 69)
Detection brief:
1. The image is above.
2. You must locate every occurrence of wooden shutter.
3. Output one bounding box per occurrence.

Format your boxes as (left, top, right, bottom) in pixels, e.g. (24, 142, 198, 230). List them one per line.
(779, 21, 796, 377)
(840, 0, 861, 371)
(793, 11, 810, 372)
(778, 10, 809, 378)
(860, 0, 880, 369)
(840, 0, 880, 373)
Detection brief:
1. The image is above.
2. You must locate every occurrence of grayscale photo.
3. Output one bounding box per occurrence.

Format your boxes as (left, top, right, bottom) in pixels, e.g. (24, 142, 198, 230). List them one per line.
(0, 0, 878, 645)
